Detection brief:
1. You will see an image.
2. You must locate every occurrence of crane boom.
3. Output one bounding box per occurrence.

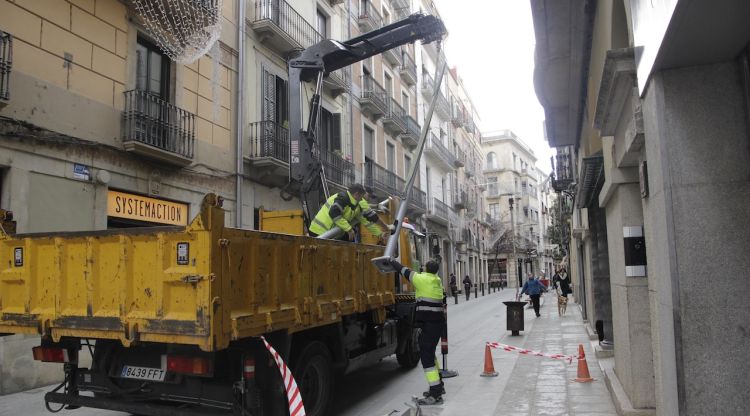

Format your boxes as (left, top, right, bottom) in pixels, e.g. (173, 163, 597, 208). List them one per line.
(287, 13, 447, 226)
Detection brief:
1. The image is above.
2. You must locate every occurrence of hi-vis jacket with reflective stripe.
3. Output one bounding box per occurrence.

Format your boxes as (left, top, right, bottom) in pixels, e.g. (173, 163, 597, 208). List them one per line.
(397, 266, 445, 322)
(309, 191, 382, 236)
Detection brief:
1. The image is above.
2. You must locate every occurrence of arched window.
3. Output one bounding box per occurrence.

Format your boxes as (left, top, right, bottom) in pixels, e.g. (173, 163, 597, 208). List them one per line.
(486, 152, 498, 169)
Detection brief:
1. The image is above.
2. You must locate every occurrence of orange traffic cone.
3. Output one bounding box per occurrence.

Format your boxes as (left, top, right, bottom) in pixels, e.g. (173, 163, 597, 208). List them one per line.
(573, 344, 594, 382)
(480, 344, 498, 377)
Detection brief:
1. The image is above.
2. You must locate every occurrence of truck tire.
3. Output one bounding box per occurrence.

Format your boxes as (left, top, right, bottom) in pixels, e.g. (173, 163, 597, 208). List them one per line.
(396, 327, 421, 369)
(292, 341, 333, 416)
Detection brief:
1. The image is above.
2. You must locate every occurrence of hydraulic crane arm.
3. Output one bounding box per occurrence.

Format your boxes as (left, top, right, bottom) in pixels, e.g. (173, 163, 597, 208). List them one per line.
(287, 13, 447, 226)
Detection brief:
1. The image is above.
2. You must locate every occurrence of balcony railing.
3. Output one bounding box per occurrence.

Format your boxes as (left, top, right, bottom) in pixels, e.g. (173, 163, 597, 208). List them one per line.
(383, 45, 402, 67)
(454, 147, 466, 168)
(435, 91, 450, 119)
(430, 197, 450, 221)
(320, 149, 355, 188)
(358, 0, 382, 33)
(122, 90, 195, 166)
(247, 120, 289, 162)
(400, 116, 420, 148)
(363, 160, 404, 198)
(360, 74, 388, 118)
(252, 0, 322, 53)
(465, 157, 476, 177)
(0, 31, 11, 103)
(382, 98, 407, 135)
(453, 190, 468, 209)
(421, 72, 435, 97)
(408, 187, 427, 212)
(425, 133, 456, 170)
(400, 50, 417, 86)
(464, 117, 476, 134)
(323, 67, 351, 96)
(451, 103, 466, 127)
(391, 0, 411, 19)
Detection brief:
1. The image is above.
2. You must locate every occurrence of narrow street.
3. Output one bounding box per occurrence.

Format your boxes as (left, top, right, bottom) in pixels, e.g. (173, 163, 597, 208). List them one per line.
(0, 288, 619, 416)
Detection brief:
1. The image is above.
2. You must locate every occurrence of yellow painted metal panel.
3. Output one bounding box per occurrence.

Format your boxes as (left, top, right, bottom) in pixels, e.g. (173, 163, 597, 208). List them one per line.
(0, 194, 404, 353)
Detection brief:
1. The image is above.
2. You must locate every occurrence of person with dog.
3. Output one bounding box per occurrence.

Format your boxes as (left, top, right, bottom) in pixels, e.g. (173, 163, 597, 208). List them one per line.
(520, 273, 547, 317)
(553, 268, 572, 298)
(462, 275, 473, 301)
(388, 257, 446, 405)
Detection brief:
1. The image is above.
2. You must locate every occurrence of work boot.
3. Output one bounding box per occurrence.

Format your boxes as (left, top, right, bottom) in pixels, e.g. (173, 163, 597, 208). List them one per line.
(417, 395, 443, 406)
(422, 385, 446, 397)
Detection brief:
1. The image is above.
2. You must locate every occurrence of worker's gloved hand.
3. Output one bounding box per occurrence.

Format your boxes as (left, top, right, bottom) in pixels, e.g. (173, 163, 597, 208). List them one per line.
(389, 257, 403, 271)
(387, 224, 396, 234)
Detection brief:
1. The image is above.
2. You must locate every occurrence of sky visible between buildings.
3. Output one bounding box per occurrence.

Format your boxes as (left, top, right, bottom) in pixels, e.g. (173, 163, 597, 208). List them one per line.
(434, 0, 552, 172)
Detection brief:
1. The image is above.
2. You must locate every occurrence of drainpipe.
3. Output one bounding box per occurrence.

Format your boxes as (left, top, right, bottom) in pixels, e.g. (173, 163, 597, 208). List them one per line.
(235, 0, 246, 228)
(347, 0, 354, 179)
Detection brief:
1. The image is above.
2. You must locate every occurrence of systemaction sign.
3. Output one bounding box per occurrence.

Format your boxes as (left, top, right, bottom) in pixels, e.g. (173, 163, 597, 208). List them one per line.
(107, 190, 188, 226)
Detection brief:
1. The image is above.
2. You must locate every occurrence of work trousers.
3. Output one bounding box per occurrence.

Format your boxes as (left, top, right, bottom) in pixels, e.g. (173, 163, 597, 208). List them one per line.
(464, 287, 471, 301)
(418, 320, 445, 396)
(530, 294, 541, 316)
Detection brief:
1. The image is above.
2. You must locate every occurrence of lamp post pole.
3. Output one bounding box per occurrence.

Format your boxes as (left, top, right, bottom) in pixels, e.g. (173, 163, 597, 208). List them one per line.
(509, 197, 519, 300)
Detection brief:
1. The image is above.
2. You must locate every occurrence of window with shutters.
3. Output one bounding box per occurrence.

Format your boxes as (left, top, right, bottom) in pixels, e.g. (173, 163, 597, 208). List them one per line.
(261, 68, 288, 126)
(136, 37, 171, 99)
(386, 142, 395, 171)
(319, 108, 341, 153)
(364, 125, 375, 161)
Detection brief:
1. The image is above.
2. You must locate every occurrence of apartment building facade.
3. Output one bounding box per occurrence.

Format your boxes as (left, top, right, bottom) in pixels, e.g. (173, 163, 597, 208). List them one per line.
(0, 0, 489, 391)
(481, 129, 543, 288)
(532, 1, 750, 415)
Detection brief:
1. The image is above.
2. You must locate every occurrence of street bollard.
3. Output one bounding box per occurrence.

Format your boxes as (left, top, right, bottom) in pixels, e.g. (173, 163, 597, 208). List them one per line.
(482, 283, 485, 296)
(454, 292, 458, 304)
(474, 286, 478, 298)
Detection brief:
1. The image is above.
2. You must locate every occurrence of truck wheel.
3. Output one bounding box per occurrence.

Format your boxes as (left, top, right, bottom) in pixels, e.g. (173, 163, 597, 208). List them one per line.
(396, 327, 421, 369)
(293, 342, 333, 416)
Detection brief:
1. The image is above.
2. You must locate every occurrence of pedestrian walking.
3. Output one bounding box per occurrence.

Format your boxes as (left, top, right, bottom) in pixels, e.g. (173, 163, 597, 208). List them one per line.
(553, 268, 572, 299)
(462, 275, 472, 301)
(520, 272, 547, 317)
(389, 257, 446, 405)
(449, 273, 458, 298)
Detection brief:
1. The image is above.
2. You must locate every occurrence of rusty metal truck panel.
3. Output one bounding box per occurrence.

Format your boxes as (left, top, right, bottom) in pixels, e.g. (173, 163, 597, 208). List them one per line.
(0, 195, 395, 351)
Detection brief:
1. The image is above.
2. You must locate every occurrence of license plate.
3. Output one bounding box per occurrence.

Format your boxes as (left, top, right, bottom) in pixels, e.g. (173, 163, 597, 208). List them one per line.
(120, 365, 166, 381)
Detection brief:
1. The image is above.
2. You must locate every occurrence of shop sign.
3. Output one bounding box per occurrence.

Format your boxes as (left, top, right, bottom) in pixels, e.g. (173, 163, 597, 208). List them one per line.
(107, 190, 188, 226)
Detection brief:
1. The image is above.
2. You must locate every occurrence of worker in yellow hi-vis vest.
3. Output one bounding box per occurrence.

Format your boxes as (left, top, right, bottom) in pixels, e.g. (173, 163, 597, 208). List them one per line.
(309, 183, 391, 241)
(389, 257, 446, 405)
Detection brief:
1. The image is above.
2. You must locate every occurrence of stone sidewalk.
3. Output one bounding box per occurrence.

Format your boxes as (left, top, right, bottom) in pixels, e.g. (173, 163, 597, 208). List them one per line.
(412, 291, 617, 416)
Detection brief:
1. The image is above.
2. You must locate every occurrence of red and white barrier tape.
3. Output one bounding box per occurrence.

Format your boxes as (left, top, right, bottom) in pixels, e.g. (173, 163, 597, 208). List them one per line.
(261, 336, 306, 416)
(486, 342, 579, 364)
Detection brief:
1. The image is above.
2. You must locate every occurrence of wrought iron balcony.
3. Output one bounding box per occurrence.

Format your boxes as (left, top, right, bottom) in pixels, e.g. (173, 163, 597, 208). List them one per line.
(399, 51, 417, 86)
(453, 190, 468, 210)
(454, 147, 466, 168)
(427, 197, 450, 224)
(251, 0, 322, 54)
(421, 72, 435, 97)
(245, 120, 289, 187)
(408, 187, 427, 213)
(464, 117, 476, 134)
(328, 0, 344, 5)
(451, 103, 466, 127)
(465, 157, 476, 177)
(383, 45, 402, 67)
(382, 98, 407, 135)
(0, 31, 11, 105)
(323, 67, 351, 97)
(360, 74, 388, 119)
(122, 90, 195, 166)
(321, 149, 355, 189)
(358, 1, 382, 33)
(435, 91, 450, 119)
(391, 0, 411, 19)
(425, 133, 456, 170)
(363, 160, 404, 198)
(400, 116, 420, 148)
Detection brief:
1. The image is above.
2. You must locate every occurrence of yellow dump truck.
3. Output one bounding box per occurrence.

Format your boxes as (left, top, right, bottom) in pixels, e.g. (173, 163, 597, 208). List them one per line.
(0, 194, 425, 416)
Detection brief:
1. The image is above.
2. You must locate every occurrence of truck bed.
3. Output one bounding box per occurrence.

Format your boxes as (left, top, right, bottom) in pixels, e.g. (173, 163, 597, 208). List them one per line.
(0, 194, 394, 351)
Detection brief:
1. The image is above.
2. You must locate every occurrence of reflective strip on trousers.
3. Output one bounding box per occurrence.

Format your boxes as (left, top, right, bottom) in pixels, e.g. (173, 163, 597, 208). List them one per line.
(416, 305, 445, 313)
(416, 297, 443, 304)
(423, 366, 441, 386)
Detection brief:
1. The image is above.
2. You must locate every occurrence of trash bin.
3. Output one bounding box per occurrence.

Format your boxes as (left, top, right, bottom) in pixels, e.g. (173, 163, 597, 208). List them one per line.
(503, 301, 527, 336)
